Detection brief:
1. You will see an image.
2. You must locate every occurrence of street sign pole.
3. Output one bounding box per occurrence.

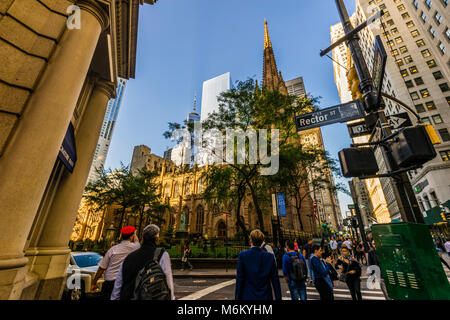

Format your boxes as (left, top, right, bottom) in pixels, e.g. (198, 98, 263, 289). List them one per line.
(334, 0, 424, 224)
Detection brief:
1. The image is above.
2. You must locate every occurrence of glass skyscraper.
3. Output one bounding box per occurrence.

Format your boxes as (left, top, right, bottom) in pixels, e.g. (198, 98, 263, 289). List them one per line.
(87, 78, 127, 183)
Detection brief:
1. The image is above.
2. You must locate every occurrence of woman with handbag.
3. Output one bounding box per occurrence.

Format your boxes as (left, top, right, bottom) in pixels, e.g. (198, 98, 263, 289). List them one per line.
(335, 246, 362, 301)
(181, 244, 193, 271)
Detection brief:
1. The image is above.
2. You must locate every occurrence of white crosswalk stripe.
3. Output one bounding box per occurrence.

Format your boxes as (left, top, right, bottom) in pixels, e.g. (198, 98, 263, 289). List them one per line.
(283, 286, 386, 300)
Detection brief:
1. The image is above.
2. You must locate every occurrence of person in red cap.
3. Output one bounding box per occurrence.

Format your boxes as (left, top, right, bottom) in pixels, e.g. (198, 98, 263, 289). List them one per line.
(91, 226, 140, 300)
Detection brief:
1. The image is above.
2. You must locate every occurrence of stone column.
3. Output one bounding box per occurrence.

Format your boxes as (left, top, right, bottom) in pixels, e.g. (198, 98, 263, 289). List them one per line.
(0, 1, 109, 299)
(25, 78, 115, 300)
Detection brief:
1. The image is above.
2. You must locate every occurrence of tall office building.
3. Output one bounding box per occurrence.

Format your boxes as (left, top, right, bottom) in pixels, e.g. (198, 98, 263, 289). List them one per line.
(286, 77, 306, 97)
(200, 72, 232, 122)
(87, 78, 127, 183)
(331, 0, 450, 220)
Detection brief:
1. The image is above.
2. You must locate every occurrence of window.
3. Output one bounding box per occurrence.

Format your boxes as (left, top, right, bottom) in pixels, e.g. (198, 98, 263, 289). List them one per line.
(446, 28, 450, 40)
(400, 45, 408, 53)
(441, 0, 448, 7)
(415, 103, 426, 113)
(420, 88, 430, 98)
(395, 36, 403, 44)
(387, 40, 395, 47)
(421, 49, 431, 57)
(409, 66, 419, 74)
(422, 117, 431, 124)
(447, 96, 450, 105)
(410, 91, 420, 100)
(438, 41, 446, 54)
(425, 101, 437, 110)
(438, 129, 450, 141)
(402, 12, 410, 19)
(432, 71, 443, 80)
(384, 11, 391, 18)
(397, 4, 406, 10)
(392, 49, 399, 56)
(414, 77, 424, 85)
(434, 12, 442, 24)
(425, 0, 433, 8)
(432, 114, 443, 124)
(396, 58, 404, 66)
(404, 55, 413, 63)
(406, 20, 415, 28)
(416, 39, 425, 47)
(429, 26, 436, 37)
(421, 12, 427, 22)
(440, 150, 450, 161)
(383, 31, 390, 38)
(391, 27, 399, 35)
(427, 59, 437, 68)
(401, 69, 409, 77)
(411, 29, 420, 37)
(386, 19, 395, 27)
(414, 0, 419, 8)
(439, 83, 450, 92)
(406, 80, 414, 88)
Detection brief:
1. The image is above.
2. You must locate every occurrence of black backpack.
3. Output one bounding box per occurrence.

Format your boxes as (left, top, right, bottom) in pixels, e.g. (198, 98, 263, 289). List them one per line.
(289, 253, 307, 282)
(132, 248, 171, 300)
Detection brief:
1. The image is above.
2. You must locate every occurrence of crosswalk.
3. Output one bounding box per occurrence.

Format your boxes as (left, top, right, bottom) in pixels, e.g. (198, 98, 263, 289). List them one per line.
(282, 285, 386, 301)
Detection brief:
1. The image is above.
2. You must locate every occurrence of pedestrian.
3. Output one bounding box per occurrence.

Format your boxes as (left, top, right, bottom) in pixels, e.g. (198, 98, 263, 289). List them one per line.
(111, 224, 175, 300)
(309, 244, 334, 300)
(321, 239, 331, 259)
(294, 239, 299, 252)
(302, 238, 315, 285)
(335, 246, 362, 301)
(355, 241, 364, 264)
(282, 240, 308, 300)
(91, 226, 140, 300)
(330, 237, 338, 260)
(445, 239, 450, 258)
(261, 239, 277, 265)
(235, 229, 282, 300)
(343, 237, 353, 251)
(435, 241, 450, 271)
(181, 243, 193, 271)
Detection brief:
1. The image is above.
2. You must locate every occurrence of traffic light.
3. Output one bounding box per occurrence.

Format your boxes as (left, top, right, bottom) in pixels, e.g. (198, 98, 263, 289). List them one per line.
(391, 126, 437, 168)
(441, 212, 447, 222)
(339, 147, 379, 178)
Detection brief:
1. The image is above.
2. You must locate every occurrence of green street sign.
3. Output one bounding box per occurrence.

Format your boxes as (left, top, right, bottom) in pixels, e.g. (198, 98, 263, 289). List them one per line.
(348, 204, 356, 209)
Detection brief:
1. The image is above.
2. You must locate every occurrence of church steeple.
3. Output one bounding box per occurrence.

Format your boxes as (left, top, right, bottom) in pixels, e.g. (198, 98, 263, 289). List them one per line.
(262, 19, 288, 95)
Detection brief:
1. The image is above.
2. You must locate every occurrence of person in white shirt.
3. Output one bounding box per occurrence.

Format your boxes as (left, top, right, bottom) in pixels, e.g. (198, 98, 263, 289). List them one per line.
(445, 239, 450, 258)
(110, 224, 175, 300)
(91, 226, 140, 299)
(330, 238, 338, 259)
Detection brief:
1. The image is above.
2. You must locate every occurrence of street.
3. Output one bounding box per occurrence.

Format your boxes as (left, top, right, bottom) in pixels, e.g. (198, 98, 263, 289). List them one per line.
(174, 277, 386, 300)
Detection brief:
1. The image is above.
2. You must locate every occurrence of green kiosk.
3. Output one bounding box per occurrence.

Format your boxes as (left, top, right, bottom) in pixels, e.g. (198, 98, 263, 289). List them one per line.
(372, 222, 450, 300)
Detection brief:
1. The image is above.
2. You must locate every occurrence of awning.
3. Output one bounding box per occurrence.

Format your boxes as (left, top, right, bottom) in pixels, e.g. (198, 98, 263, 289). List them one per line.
(58, 122, 77, 173)
(423, 205, 446, 225)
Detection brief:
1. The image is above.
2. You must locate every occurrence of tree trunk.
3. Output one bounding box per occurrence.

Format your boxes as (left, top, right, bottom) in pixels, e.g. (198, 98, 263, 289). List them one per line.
(247, 183, 265, 234)
(235, 185, 249, 246)
(117, 207, 126, 239)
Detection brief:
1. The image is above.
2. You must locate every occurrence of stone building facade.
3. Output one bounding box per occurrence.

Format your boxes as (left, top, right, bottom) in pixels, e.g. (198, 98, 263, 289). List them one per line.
(0, 0, 158, 300)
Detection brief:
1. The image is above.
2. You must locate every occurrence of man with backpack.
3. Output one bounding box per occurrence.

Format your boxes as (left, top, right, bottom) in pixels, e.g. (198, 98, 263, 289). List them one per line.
(282, 240, 307, 300)
(110, 224, 175, 300)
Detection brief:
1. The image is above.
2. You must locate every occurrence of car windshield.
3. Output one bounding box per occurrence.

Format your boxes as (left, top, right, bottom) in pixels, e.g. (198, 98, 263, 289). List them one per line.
(73, 254, 102, 268)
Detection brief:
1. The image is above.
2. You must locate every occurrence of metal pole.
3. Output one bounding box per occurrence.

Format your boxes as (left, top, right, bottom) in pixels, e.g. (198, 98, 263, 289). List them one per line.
(335, 0, 424, 224)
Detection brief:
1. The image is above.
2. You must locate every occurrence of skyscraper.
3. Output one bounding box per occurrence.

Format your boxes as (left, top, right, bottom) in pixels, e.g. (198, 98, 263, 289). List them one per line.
(87, 78, 127, 183)
(331, 0, 450, 220)
(200, 72, 231, 122)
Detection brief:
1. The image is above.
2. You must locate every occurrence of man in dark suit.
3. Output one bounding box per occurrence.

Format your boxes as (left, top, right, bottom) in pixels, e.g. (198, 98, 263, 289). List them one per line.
(235, 229, 282, 300)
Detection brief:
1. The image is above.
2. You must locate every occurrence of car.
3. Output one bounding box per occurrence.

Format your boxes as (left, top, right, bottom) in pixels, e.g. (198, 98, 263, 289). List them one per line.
(63, 252, 104, 300)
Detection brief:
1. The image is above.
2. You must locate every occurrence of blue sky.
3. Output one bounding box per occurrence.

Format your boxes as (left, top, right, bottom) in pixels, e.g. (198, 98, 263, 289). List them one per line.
(105, 0, 357, 218)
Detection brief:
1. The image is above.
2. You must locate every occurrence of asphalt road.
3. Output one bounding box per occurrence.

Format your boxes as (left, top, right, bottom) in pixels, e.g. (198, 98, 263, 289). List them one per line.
(174, 277, 387, 301)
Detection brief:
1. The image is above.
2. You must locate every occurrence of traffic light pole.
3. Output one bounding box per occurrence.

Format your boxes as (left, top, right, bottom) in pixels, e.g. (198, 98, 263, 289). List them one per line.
(335, 0, 424, 224)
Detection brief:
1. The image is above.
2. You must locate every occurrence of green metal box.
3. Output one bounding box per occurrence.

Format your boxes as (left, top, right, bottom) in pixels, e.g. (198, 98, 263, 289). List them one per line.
(372, 222, 450, 300)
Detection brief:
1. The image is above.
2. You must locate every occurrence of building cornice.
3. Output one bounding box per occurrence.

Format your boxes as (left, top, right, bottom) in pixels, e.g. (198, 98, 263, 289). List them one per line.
(77, 0, 110, 31)
(411, 162, 450, 185)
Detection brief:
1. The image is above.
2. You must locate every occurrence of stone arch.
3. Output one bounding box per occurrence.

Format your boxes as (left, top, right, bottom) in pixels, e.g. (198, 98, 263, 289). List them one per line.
(217, 220, 226, 239)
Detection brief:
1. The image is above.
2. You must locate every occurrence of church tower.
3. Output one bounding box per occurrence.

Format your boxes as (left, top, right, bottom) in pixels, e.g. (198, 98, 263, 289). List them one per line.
(262, 20, 288, 95)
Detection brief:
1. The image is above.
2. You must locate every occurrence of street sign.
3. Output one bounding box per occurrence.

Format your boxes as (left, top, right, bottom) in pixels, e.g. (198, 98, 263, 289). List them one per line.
(348, 204, 356, 210)
(294, 100, 365, 132)
(372, 35, 387, 95)
(387, 112, 413, 131)
(347, 120, 371, 138)
(277, 193, 286, 217)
